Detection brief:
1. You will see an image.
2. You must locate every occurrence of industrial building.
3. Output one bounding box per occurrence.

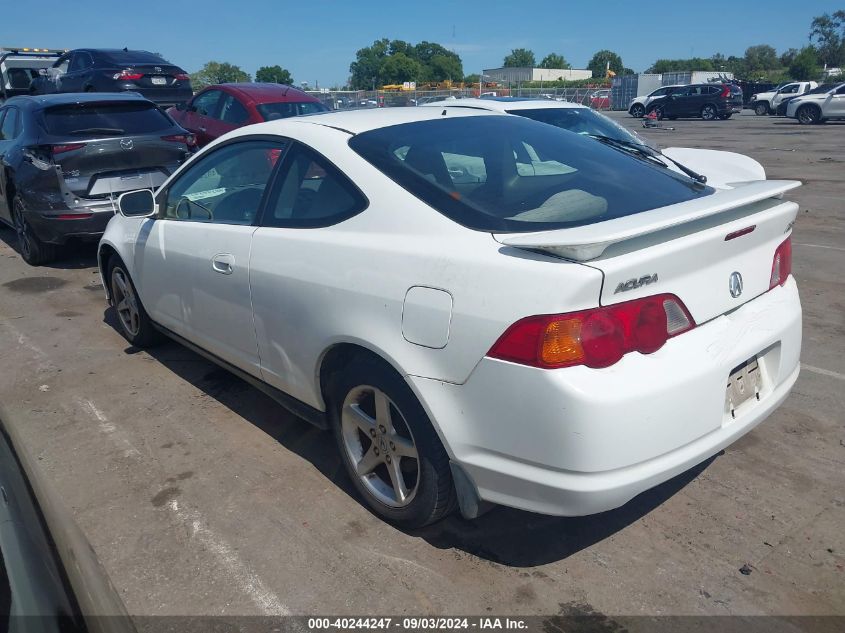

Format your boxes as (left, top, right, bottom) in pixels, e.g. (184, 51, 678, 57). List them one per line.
(482, 67, 593, 83)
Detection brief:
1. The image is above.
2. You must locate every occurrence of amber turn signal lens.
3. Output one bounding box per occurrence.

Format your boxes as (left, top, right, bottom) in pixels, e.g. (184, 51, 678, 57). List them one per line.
(541, 319, 584, 366)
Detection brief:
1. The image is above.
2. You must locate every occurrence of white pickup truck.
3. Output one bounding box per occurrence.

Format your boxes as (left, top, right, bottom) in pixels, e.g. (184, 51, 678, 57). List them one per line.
(749, 81, 818, 115)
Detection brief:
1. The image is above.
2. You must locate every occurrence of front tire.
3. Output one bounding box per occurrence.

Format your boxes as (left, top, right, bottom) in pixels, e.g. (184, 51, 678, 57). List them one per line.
(701, 104, 717, 120)
(328, 356, 455, 528)
(629, 103, 645, 118)
(13, 196, 57, 266)
(107, 258, 162, 347)
(754, 102, 769, 116)
(796, 104, 821, 125)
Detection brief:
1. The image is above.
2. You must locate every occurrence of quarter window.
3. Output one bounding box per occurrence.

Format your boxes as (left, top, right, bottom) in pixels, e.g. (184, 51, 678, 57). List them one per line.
(262, 144, 366, 228)
(163, 140, 284, 225)
(0, 108, 19, 140)
(192, 90, 222, 117)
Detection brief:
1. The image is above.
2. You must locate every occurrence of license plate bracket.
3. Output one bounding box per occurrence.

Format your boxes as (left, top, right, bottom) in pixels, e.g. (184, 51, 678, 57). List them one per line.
(726, 357, 762, 418)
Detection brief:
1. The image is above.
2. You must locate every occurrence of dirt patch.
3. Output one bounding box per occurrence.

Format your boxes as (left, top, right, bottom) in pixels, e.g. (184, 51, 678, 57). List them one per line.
(3, 277, 67, 294)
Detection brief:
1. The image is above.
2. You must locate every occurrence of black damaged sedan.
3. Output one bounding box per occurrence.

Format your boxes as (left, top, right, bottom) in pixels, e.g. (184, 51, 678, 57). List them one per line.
(0, 93, 194, 265)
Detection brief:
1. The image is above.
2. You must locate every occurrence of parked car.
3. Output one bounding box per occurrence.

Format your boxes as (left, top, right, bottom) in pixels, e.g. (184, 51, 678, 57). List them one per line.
(749, 81, 818, 116)
(648, 83, 743, 120)
(421, 98, 766, 187)
(99, 107, 801, 528)
(0, 93, 193, 265)
(589, 89, 610, 109)
(627, 85, 684, 118)
(30, 49, 192, 107)
(786, 82, 845, 124)
(168, 83, 329, 147)
(0, 408, 136, 631)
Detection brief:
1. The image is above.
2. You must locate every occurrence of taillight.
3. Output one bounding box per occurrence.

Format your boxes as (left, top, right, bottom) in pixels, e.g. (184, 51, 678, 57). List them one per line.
(488, 294, 695, 370)
(162, 134, 197, 148)
(174, 73, 190, 81)
(51, 143, 85, 155)
(113, 69, 144, 80)
(770, 237, 792, 288)
(719, 84, 731, 98)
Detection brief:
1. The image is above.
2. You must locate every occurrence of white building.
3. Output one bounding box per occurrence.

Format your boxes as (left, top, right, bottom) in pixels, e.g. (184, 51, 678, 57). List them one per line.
(483, 67, 593, 83)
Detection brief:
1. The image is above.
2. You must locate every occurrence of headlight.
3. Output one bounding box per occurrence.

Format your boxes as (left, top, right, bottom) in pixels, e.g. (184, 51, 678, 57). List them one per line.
(750, 95, 757, 101)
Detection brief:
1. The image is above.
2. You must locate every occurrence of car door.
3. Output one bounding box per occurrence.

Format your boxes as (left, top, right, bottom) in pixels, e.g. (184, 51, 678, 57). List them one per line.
(181, 89, 224, 146)
(135, 138, 285, 374)
(663, 85, 689, 116)
(214, 92, 251, 135)
(0, 106, 21, 224)
(59, 52, 91, 92)
(249, 142, 368, 405)
(772, 83, 798, 108)
(828, 84, 845, 116)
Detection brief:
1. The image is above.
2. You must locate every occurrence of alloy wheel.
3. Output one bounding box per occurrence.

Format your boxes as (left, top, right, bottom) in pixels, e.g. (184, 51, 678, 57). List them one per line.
(13, 201, 32, 261)
(341, 385, 420, 508)
(702, 105, 716, 120)
(797, 106, 818, 124)
(631, 104, 644, 118)
(111, 267, 141, 337)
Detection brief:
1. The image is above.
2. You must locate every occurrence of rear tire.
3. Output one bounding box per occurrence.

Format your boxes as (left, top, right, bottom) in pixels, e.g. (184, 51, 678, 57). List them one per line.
(327, 355, 455, 528)
(107, 257, 162, 347)
(629, 103, 645, 118)
(796, 104, 821, 125)
(754, 102, 769, 116)
(13, 196, 57, 266)
(701, 104, 717, 120)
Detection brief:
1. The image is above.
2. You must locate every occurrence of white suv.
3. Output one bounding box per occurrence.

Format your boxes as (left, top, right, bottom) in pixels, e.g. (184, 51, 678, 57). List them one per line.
(749, 81, 818, 116)
(786, 82, 845, 124)
(628, 85, 683, 118)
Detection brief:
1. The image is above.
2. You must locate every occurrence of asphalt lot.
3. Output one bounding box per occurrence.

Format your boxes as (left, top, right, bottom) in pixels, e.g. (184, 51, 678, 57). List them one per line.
(0, 109, 843, 620)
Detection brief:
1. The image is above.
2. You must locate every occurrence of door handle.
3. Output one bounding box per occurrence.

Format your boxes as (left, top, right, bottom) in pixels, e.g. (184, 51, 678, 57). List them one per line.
(199, 127, 207, 132)
(212, 253, 235, 275)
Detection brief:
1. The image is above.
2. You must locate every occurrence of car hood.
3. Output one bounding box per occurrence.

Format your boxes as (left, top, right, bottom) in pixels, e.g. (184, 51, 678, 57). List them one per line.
(661, 147, 766, 188)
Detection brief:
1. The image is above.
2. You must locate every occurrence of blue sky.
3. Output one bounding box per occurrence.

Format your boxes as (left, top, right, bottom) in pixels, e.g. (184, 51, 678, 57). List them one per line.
(5, 1, 840, 86)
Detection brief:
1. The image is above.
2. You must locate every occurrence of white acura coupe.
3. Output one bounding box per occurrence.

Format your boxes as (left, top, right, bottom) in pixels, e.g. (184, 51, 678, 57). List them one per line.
(99, 107, 802, 527)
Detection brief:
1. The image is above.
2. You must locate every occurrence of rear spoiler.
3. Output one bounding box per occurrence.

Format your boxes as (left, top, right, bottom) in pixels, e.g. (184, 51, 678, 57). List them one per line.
(495, 180, 801, 261)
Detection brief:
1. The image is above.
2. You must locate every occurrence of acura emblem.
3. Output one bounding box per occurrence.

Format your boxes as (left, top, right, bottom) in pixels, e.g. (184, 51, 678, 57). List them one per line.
(729, 271, 743, 298)
(120, 138, 134, 150)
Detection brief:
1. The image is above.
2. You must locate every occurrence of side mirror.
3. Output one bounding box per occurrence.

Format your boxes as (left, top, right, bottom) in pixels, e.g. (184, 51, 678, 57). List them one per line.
(117, 190, 156, 218)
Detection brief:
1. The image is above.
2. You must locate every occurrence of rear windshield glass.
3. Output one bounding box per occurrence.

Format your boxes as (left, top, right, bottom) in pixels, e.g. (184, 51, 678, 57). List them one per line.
(41, 102, 173, 136)
(256, 101, 329, 121)
(349, 115, 714, 232)
(505, 107, 645, 146)
(99, 50, 169, 65)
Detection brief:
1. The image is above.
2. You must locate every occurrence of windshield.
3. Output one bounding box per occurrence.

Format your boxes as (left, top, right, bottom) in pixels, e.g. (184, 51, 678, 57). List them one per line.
(256, 101, 329, 120)
(349, 115, 713, 233)
(41, 102, 173, 135)
(505, 107, 646, 147)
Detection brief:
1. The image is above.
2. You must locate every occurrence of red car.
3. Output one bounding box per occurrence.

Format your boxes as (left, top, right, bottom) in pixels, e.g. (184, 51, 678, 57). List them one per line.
(589, 89, 611, 109)
(168, 83, 329, 147)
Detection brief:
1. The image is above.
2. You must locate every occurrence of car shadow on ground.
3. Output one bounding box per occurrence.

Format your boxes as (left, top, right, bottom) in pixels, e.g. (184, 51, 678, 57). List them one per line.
(103, 307, 717, 568)
(0, 226, 99, 270)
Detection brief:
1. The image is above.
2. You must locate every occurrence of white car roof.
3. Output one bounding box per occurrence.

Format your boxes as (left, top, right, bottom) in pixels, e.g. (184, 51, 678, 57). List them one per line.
(419, 97, 586, 112)
(226, 105, 505, 136)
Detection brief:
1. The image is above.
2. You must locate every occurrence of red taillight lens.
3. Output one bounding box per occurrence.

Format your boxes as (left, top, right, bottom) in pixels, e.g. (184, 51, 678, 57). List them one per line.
(174, 73, 190, 81)
(113, 69, 144, 80)
(161, 134, 197, 147)
(488, 294, 694, 370)
(720, 84, 731, 98)
(51, 143, 85, 155)
(770, 237, 792, 288)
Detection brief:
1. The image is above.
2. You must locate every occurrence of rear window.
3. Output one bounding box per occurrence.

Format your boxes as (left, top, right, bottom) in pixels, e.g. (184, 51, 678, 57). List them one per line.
(256, 101, 329, 121)
(40, 102, 173, 136)
(99, 50, 170, 65)
(349, 116, 713, 233)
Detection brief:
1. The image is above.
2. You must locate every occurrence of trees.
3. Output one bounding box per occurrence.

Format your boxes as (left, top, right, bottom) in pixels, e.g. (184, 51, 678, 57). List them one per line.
(255, 65, 293, 85)
(789, 46, 821, 81)
(539, 53, 569, 69)
(348, 39, 463, 89)
(587, 50, 623, 77)
(809, 11, 845, 67)
(190, 61, 250, 90)
(503, 48, 536, 67)
(744, 45, 780, 74)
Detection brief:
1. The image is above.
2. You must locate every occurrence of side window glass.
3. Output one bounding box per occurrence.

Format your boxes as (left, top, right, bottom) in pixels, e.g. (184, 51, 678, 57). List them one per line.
(69, 54, 85, 72)
(836, 86, 845, 95)
(0, 108, 19, 141)
(192, 90, 221, 117)
(163, 140, 283, 225)
(219, 94, 250, 125)
(263, 144, 366, 227)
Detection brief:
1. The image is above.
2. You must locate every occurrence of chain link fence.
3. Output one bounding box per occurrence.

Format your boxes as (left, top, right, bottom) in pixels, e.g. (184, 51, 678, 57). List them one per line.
(304, 86, 614, 111)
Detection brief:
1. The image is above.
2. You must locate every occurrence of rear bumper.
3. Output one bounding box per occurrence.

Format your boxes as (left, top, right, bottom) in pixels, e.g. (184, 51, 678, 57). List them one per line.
(27, 204, 116, 244)
(410, 278, 802, 516)
(117, 85, 193, 106)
